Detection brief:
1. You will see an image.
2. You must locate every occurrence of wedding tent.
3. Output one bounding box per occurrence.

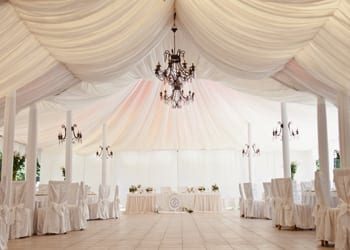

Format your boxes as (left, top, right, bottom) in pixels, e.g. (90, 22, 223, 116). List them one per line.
(0, 0, 350, 207)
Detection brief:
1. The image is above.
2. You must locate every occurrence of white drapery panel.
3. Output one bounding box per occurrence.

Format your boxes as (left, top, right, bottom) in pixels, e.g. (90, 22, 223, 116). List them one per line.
(0, 0, 348, 155)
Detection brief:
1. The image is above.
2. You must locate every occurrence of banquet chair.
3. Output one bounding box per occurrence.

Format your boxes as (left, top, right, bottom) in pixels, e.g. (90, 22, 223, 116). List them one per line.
(37, 184, 48, 194)
(0, 177, 9, 250)
(242, 183, 264, 219)
(109, 185, 120, 219)
(9, 181, 32, 239)
(270, 179, 280, 226)
(36, 181, 70, 235)
(334, 168, 350, 249)
(314, 171, 339, 246)
(272, 178, 295, 229)
(238, 183, 245, 217)
(66, 182, 82, 231)
(301, 181, 314, 205)
(88, 185, 111, 220)
(262, 182, 272, 219)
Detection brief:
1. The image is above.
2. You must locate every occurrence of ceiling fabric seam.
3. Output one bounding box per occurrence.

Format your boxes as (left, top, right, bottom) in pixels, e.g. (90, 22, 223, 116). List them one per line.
(274, 0, 343, 79)
(9, 1, 83, 91)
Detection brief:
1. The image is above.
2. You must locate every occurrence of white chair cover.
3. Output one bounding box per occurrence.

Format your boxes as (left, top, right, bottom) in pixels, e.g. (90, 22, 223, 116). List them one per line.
(243, 183, 264, 219)
(67, 182, 82, 231)
(334, 168, 350, 250)
(109, 185, 120, 219)
(314, 171, 339, 244)
(9, 181, 32, 239)
(270, 179, 279, 226)
(88, 185, 111, 220)
(273, 178, 294, 227)
(36, 181, 70, 235)
(0, 177, 9, 250)
(238, 183, 244, 217)
(263, 182, 272, 219)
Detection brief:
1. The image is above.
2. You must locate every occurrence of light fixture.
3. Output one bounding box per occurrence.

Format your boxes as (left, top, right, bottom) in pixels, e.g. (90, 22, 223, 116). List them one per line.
(154, 8, 195, 109)
(242, 144, 260, 157)
(58, 124, 82, 144)
(96, 146, 113, 159)
(272, 121, 299, 139)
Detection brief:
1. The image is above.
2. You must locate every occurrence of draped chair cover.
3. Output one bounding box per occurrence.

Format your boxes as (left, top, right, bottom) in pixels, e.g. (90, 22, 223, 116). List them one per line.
(88, 185, 111, 220)
(9, 181, 32, 239)
(79, 183, 89, 228)
(270, 179, 280, 226)
(314, 171, 339, 244)
(238, 183, 245, 217)
(263, 182, 272, 219)
(0, 177, 9, 250)
(66, 183, 82, 231)
(242, 183, 264, 219)
(109, 185, 120, 219)
(36, 181, 70, 235)
(334, 168, 350, 250)
(273, 178, 295, 227)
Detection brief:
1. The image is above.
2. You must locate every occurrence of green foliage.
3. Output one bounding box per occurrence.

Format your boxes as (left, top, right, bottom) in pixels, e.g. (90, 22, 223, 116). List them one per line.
(0, 151, 41, 181)
(315, 160, 320, 171)
(290, 161, 298, 180)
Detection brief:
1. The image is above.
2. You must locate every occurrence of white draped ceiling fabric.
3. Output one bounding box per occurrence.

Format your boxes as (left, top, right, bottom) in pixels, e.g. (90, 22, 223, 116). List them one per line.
(0, 0, 349, 157)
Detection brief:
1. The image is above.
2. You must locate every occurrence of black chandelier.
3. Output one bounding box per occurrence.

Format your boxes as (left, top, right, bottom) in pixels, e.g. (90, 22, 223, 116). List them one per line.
(154, 10, 195, 109)
(58, 124, 82, 144)
(242, 144, 260, 157)
(272, 121, 299, 139)
(96, 146, 113, 159)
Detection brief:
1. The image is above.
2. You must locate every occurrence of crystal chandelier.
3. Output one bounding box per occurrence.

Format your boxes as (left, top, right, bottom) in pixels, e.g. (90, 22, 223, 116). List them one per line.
(58, 124, 82, 144)
(272, 121, 299, 139)
(242, 144, 260, 157)
(96, 146, 113, 159)
(154, 10, 195, 109)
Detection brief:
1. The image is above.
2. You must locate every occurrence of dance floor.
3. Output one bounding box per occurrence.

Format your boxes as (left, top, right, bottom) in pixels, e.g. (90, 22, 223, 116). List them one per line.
(9, 211, 329, 250)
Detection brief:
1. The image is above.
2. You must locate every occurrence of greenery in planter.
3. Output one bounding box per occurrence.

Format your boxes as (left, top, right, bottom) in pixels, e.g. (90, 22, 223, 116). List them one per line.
(290, 161, 298, 180)
(315, 160, 320, 171)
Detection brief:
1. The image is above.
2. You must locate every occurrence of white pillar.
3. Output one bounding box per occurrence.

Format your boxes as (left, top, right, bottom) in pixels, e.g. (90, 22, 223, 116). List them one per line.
(65, 111, 73, 182)
(317, 96, 332, 205)
(1, 91, 16, 207)
(101, 124, 107, 185)
(281, 102, 291, 178)
(25, 104, 38, 211)
(247, 123, 253, 183)
(337, 92, 350, 168)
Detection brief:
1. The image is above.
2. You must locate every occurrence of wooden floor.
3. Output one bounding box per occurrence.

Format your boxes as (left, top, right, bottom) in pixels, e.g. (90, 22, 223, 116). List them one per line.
(9, 211, 331, 250)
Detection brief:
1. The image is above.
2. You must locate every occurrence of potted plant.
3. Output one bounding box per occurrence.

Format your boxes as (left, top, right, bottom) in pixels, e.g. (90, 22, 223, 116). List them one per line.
(198, 186, 205, 192)
(145, 187, 153, 193)
(290, 161, 298, 180)
(129, 185, 137, 193)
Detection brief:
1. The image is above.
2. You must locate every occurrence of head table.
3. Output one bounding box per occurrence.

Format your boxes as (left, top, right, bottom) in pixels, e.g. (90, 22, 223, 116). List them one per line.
(125, 191, 223, 214)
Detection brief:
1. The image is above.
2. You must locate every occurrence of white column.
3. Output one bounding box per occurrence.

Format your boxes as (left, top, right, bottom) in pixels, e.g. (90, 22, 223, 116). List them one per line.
(25, 104, 38, 211)
(317, 97, 331, 205)
(65, 110, 73, 182)
(337, 92, 350, 168)
(1, 91, 16, 207)
(247, 123, 253, 183)
(281, 102, 291, 178)
(101, 124, 107, 185)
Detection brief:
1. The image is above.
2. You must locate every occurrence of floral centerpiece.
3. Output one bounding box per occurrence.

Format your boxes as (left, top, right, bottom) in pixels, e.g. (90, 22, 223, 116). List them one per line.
(186, 187, 195, 193)
(211, 184, 219, 192)
(198, 186, 205, 192)
(129, 185, 137, 193)
(145, 187, 153, 193)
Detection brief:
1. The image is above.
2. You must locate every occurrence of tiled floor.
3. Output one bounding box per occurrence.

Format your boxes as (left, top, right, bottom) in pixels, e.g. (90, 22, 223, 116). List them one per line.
(9, 211, 331, 250)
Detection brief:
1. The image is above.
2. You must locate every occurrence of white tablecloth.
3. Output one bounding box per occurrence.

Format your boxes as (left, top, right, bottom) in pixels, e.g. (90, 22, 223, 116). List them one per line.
(301, 190, 338, 207)
(125, 193, 157, 214)
(158, 192, 223, 212)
